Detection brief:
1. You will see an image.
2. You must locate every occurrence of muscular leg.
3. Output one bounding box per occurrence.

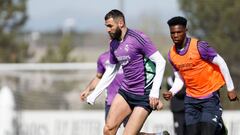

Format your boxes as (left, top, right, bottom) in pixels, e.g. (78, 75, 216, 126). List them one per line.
(123, 106, 149, 135)
(104, 94, 132, 135)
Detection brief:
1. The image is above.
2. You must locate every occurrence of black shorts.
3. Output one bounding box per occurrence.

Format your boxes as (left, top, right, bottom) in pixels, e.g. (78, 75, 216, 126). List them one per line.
(105, 103, 111, 120)
(118, 89, 152, 113)
(185, 92, 222, 126)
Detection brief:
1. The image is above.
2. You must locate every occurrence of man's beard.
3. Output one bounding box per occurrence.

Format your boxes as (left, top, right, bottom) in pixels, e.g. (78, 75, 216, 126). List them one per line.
(109, 27, 122, 41)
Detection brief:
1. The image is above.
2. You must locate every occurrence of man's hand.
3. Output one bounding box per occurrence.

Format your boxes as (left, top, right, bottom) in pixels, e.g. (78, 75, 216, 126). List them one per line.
(149, 97, 164, 111)
(228, 90, 239, 101)
(156, 100, 164, 110)
(163, 91, 173, 101)
(80, 90, 90, 102)
(80, 90, 95, 105)
(149, 97, 160, 110)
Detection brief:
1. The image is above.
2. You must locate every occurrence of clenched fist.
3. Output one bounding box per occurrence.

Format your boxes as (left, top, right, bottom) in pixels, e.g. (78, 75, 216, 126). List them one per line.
(163, 91, 173, 101)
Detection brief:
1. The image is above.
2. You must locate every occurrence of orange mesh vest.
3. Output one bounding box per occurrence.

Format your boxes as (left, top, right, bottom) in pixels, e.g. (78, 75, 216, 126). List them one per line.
(169, 38, 225, 98)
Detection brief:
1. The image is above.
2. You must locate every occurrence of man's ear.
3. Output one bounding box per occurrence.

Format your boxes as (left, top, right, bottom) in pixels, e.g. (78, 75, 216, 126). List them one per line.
(118, 19, 124, 28)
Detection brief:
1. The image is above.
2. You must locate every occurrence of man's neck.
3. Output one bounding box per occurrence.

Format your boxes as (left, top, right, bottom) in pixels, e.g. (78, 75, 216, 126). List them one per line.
(176, 37, 187, 50)
(120, 27, 127, 41)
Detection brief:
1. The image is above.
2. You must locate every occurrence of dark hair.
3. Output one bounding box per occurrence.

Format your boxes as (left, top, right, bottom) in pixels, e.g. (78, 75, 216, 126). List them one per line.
(105, 9, 125, 23)
(167, 16, 187, 27)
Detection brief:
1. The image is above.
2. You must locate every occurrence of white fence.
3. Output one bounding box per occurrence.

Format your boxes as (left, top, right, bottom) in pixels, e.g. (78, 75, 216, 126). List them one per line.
(0, 63, 99, 110)
(18, 110, 240, 135)
(0, 63, 96, 71)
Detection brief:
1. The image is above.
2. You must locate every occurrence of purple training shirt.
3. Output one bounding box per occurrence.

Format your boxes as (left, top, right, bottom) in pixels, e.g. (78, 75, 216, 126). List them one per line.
(97, 51, 124, 105)
(109, 29, 157, 95)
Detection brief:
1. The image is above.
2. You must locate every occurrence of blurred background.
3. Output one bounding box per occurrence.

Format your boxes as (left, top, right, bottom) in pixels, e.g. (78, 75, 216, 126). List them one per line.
(0, 0, 239, 135)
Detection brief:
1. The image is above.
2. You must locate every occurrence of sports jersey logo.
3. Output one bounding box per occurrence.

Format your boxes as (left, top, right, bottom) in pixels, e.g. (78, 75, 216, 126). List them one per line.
(212, 115, 218, 123)
(124, 44, 129, 52)
(176, 63, 193, 71)
(116, 55, 131, 66)
(212, 118, 217, 123)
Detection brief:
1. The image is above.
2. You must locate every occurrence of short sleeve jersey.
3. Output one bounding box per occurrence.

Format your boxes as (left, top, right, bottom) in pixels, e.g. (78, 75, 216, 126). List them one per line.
(97, 51, 124, 105)
(109, 29, 158, 95)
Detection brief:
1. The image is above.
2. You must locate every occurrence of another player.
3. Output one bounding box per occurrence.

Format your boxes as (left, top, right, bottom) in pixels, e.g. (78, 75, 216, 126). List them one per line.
(163, 16, 238, 135)
(86, 9, 166, 135)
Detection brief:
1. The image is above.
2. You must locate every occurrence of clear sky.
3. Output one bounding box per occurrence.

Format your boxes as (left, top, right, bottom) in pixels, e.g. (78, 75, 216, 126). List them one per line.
(25, 0, 184, 33)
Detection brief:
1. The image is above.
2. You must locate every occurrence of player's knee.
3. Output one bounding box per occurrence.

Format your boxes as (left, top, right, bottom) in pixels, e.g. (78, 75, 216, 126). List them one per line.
(103, 123, 118, 134)
(103, 125, 109, 135)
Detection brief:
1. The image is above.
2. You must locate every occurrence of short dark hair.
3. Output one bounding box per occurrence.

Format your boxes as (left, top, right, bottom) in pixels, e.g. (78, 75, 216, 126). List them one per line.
(167, 16, 187, 27)
(105, 9, 125, 23)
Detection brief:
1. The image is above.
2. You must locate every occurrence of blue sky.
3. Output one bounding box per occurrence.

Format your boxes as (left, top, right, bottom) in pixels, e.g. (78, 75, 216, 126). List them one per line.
(25, 0, 184, 33)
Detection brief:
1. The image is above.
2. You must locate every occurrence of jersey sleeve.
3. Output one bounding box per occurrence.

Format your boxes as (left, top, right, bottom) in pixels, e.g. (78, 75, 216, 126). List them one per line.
(139, 33, 158, 57)
(197, 41, 217, 62)
(109, 40, 118, 64)
(97, 55, 105, 74)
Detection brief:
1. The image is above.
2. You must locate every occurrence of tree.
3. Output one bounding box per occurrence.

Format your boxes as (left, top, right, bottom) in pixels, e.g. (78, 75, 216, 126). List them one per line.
(0, 0, 29, 62)
(179, 0, 240, 64)
(41, 34, 76, 63)
(178, 0, 240, 109)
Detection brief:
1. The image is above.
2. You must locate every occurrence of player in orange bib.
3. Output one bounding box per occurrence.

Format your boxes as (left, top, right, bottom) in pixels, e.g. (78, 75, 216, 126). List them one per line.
(163, 16, 238, 135)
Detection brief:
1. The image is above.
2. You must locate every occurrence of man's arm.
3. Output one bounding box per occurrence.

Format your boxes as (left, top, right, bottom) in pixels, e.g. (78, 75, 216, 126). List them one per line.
(148, 51, 166, 109)
(86, 63, 120, 105)
(163, 71, 184, 100)
(198, 41, 238, 101)
(212, 54, 234, 91)
(212, 54, 238, 101)
(167, 75, 186, 99)
(148, 51, 166, 98)
(80, 73, 103, 101)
